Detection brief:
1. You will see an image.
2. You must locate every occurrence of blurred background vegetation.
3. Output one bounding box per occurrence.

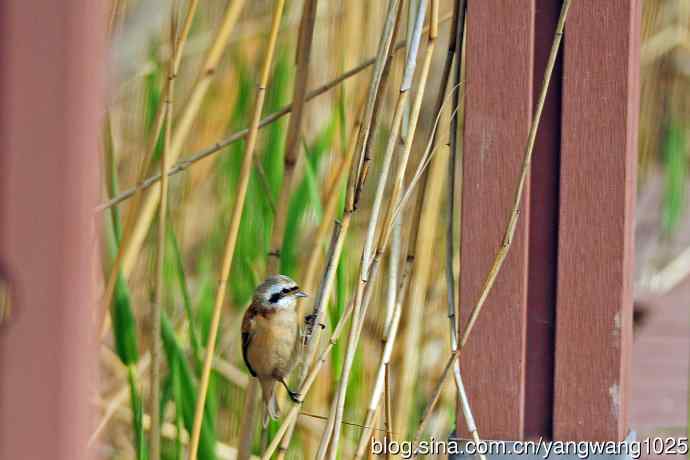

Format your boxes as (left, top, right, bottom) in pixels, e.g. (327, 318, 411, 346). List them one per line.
(95, 1, 689, 459)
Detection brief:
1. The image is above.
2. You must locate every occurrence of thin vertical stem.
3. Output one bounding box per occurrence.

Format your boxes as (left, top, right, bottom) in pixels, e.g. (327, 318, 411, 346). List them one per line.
(324, 1, 434, 454)
(150, 5, 178, 459)
(384, 362, 393, 460)
(187, 1, 287, 459)
(260, 89, 453, 460)
(119, 0, 246, 279)
(461, 0, 572, 346)
(272, 105, 366, 459)
(98, 0, 200, 337)
(444, 2, 484, 458)
(267, 0, 320, 274)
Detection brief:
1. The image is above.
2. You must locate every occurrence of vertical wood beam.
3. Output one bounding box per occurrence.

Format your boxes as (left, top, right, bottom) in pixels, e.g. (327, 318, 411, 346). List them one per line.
(0, 1, 104, 459)
(458, 0, 535, 441)
(553, 0, 640, 441)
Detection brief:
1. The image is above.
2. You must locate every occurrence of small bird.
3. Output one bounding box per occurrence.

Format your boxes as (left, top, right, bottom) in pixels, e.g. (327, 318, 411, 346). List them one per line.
(241, 275, 308, 425)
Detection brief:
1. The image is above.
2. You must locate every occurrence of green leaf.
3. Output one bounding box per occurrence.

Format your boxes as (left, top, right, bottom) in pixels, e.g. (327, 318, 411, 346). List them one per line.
(161, 313, 217, 460)
(662, 122, 688, 235)
(128, 365, 149, 460)
(280, 117, 337, 275)
(167, 225, 202, 369)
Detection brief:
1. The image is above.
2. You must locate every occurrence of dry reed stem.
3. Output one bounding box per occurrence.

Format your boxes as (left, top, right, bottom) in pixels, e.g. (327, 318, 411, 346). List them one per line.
(247, 1, 320, 454)
(436, 2, 483, 457)
(353, 0, 450, 446)
(313, 86, 410, 460)
(187, 1, 287, 459)
(278, 116, 361, 457)
(445, 3, 484, 457)
(273, 104, 366, 458)
(352, 0, 403, 207)
(322, 3, 434, 456)
(261, 299, 356, 460)
(260, 86, 455, 460)
(353, 262, 411, 459)
(107, 0, 123, 37)
(461, 0, 571, 347)
(267, 0, 319, 274)
(263, 87, 456, 460)
(315, 93, 405, 459)
(98, 0, 201, 337)
(89, 352, 151, 445)
(150, 6, 178, 459)
(121, 0, 246, 277)
(394, 133, 446, 437)
(384, 362, 393, 458)
(96, 13, 456, 213)
(411, 0, 572, 448)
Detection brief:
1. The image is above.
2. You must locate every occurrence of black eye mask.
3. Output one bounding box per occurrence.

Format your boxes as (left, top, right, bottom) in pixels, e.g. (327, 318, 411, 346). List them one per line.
(269, 285, 299, 304)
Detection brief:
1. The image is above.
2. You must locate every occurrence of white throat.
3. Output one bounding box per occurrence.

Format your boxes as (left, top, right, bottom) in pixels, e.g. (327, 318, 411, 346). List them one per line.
(273, 295, 296, 310)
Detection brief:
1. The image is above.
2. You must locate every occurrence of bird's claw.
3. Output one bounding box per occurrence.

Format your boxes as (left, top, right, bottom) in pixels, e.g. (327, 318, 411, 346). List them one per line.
(288, 390, 303, 404)
(304, 313, 326, 330)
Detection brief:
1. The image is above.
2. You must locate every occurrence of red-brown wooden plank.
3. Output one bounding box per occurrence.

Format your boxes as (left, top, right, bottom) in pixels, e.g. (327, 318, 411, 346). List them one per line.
(458, 0, 535, 441)
(0, 1, 104, 459)
(524, 0, 564, 440)
(553, 0, 641, 441)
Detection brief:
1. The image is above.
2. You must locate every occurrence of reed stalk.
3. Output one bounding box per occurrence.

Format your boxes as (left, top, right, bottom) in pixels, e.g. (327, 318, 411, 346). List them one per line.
(98, 0, 201, 336)
(239, 2, 321, 455)
(267, 0, 319, 274)
(444, 3, 484, 458)
(187, 2, 287, 459)
(384, 362, 393, 459)
(259, 81, 454, 460)
(274, 114, 364, 459)
(320, 3, 436, 457)
(150, 5, 178, 459)
(353, 261, 411, 459)
(120, 0, 246, 278)
(352, 0, 403, 206)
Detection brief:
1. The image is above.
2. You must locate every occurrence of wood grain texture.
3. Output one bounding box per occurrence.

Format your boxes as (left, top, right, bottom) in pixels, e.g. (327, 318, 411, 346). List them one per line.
(0, 1, 104, 459)
(458, 0, 535, 441)
(553, 0, 640, 441)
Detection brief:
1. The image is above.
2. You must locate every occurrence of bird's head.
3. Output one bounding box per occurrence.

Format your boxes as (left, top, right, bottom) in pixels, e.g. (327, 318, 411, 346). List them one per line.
(253, 275, 308, 310)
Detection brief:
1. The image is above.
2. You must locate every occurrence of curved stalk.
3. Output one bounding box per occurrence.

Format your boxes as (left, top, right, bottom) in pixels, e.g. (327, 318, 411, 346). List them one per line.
(150, 5, 178, 458)
(187, 2, 287, 459)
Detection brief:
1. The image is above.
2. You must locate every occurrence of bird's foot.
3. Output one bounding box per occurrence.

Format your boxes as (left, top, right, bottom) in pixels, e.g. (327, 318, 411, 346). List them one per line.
(288, 390, 303, 404)
(305, 313, 326, 330)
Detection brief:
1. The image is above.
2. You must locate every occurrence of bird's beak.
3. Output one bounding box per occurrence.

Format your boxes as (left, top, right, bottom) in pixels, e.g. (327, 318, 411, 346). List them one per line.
(296, 290, 308, 298)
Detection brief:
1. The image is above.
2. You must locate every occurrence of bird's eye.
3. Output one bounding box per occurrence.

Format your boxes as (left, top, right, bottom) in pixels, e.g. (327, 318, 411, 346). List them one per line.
(281, 288, 289, 294)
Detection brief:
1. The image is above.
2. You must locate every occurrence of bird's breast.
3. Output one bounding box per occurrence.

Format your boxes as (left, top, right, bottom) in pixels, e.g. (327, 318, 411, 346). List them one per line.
(248, 308, 299, 378)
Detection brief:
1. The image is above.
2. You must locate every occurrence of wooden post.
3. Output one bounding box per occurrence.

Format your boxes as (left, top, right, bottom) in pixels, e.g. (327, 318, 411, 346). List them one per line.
(553, 0, 640, 441)
(0, 1, 104, 459)
(458, 0, 535, 441)
(458, 0, 640, 442)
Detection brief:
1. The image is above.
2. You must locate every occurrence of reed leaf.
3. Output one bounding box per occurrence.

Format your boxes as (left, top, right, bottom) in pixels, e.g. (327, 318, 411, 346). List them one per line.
(662, 121, 688, 235)
(161, 313, 217, 460)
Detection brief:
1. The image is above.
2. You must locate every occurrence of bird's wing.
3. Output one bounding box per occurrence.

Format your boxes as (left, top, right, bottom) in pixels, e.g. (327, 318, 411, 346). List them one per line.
(241, 303, 258, 377)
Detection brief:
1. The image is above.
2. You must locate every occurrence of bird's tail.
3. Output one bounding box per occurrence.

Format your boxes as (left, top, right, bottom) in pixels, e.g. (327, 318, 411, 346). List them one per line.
(260, 380, 280, 427)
